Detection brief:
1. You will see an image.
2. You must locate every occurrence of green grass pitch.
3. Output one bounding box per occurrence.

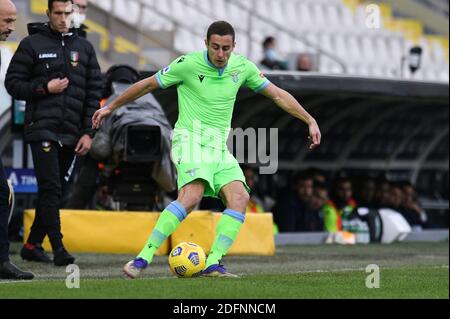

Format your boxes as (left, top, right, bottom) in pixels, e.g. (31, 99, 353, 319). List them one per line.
(1, 242, 448, 299)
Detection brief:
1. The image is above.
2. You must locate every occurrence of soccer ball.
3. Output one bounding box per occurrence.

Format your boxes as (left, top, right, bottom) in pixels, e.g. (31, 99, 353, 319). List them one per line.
(168, 242, 206, 278)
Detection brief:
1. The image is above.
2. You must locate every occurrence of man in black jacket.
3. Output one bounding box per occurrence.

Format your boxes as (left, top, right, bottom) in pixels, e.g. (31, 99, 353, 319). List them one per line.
(5, 0, 102, 266)
(0, 0, 34, 280)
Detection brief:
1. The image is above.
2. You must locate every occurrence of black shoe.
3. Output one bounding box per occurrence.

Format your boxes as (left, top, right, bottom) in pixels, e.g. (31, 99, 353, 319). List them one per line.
(0, 261, 35, 280)
(53, 248, 75, 266)
(20, 244, 52, 263)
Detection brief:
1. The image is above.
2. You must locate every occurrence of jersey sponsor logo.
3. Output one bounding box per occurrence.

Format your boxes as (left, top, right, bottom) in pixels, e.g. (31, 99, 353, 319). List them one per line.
(231, 71, 241, 83)
(70, 51, 79, 67)
(198, 74, 205, 83)
(161, 66, 171, 75)
(38, 53, 57, 59)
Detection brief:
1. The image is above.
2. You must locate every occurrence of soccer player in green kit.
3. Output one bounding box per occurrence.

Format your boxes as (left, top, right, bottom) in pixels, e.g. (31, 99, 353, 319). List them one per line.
(92, 21, 321, 278)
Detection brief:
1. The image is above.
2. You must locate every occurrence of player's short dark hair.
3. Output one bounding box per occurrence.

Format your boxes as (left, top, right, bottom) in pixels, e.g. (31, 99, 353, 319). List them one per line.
(207, 21, 235, 42)
(48, 0, 73, 12)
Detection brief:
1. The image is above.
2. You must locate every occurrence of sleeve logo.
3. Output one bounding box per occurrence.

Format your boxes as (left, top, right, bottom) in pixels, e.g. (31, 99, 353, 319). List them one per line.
(161, 66, 171, 75)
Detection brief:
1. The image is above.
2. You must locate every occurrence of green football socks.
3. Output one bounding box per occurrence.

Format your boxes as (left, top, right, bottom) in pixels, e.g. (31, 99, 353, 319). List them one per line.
(206, 209, 245, 268)
(137, 201, 187, 263)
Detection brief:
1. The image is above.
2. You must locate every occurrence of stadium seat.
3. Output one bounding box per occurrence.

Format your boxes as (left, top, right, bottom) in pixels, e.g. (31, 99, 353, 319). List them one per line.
(174, 29, 202, 53)
(88, 0, 448, 82)
(113, 0, 139, 24)
(297, 2, 314, 32)
(93, 0, 112, 12)
(235, 32, 249, 57)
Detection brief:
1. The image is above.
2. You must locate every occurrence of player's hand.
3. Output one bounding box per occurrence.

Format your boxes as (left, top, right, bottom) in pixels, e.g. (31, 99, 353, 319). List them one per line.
(308, 120, 321, 150)
(75, 134, 92, 156)
(47, 78, 69, 94)
(92, 106, 112, 129)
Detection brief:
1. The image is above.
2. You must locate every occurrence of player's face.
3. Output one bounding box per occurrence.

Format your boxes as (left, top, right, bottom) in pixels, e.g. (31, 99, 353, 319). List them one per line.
(48, 1, 73, 33)
(206, 34, 235, 68)
(0, 3, 16, 41)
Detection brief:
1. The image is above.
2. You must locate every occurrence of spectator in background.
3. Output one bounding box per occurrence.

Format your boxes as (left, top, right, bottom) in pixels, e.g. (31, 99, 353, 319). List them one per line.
(261, 36, 288, 70)
(374, 177, 391, 208)
(307, 167, 327, 185)
(389, 182, 404, 210)
(274, 171, 314, 232)
(73, 0, 88, 38)
(323, 175, 357, 233)
(242, 166, 265, 214)
(242, 166, 278, 234)
(305, 180, 326, 231)
(399, 181, 428, 229)
(297, 53, 314, 72)
(353, 176, 383, 242)
(355, 177, 377, 208)
(5, 0, 102, 266)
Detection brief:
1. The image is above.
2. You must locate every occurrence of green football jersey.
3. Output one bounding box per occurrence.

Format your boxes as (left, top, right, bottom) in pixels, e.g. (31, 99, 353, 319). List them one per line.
(156, 51, 270, 150)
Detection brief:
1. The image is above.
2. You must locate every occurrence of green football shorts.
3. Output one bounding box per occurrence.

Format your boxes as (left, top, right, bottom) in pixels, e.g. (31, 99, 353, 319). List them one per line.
(171, 142, 250, 198)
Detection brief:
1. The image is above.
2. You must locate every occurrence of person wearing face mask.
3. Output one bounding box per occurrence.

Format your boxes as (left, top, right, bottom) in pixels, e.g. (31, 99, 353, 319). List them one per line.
(72, 0, 88, 38)
(60, 0, 90, 207)
(5, 0, 102, 266)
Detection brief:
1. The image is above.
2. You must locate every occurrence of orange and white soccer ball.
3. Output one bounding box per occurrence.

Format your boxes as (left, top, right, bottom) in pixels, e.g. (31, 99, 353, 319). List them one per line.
(168, 242, 206, 278)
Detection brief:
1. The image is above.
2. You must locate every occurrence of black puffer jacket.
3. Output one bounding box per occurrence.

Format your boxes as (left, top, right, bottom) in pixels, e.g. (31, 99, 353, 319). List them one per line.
(5, 23, 102, 146)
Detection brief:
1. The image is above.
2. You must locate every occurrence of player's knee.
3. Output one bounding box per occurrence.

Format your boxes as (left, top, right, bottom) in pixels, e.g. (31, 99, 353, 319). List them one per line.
(177, 188, 204, 213)
(228, 191, 250, 212)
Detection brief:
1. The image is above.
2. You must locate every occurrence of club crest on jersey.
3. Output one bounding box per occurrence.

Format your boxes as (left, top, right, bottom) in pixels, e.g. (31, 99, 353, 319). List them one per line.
(70, 51, 79, 67)
(161, 66, 170, 75)
(231, 71, 240, 83)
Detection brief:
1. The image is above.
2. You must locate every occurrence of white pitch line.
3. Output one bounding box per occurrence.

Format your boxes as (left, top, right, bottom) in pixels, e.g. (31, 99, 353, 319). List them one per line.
(292, 264, 449, 275)
(1, 265, 447, 285)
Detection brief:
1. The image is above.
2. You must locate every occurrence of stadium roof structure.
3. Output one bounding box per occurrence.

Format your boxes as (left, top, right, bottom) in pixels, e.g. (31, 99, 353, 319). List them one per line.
(150, 71, 448, 197)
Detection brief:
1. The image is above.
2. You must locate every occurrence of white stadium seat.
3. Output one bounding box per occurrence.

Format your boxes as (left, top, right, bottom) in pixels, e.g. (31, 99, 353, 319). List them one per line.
(89, 0, 449, 82)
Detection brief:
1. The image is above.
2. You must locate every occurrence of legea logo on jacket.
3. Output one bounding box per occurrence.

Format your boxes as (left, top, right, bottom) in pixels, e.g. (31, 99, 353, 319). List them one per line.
(38, 53, 57, 59)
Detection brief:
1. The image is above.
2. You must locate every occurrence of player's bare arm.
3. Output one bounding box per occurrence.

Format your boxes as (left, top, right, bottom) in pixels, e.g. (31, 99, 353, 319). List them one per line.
(92, 75, 159, 129)
(261, 83, 321, 150)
